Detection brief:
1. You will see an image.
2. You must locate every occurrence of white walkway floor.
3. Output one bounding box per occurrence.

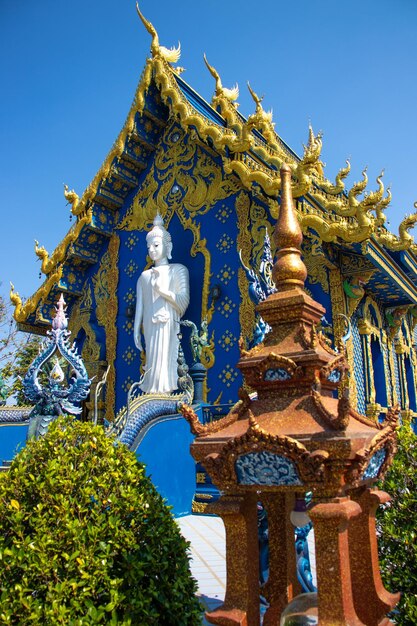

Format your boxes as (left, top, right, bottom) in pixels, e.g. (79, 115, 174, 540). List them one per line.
(177, 514, 316, 624)
(177, 515, 225, 619)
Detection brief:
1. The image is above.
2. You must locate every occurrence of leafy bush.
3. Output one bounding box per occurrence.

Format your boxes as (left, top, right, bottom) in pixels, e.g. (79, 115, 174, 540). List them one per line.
(377, 419, 417, 625)
(0, 417, 201, 625)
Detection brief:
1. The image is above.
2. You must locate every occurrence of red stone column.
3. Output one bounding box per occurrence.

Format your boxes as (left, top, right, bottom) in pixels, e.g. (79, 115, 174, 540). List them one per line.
(261, 492, 300, 626)
(349, 488, 400, 626)
(309, 497, 365, 626)
(206, 493, 260, 626)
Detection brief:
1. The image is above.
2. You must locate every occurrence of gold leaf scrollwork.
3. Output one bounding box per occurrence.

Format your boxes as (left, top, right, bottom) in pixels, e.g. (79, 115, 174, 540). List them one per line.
(200, 343, 215, 370)
(302, 235, 335, 293)
(68, 284, 101, 364)
(93, 234, 120, 421)
(236, 192, 274, 350)
(329, 267, 358, 407)
(236, 192, 255, 350)
(10, 267, 64, 324)
(119, 127, 240, 232)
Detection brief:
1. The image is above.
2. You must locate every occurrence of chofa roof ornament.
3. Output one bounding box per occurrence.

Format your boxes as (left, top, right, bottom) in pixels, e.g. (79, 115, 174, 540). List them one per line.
(136, 2, 181, 64)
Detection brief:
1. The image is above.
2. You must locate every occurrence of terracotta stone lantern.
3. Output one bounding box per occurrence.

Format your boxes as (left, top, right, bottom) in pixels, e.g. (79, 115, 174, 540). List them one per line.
(182, 164, 399, 626)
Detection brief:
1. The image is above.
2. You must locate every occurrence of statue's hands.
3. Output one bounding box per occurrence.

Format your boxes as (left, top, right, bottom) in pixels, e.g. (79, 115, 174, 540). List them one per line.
(150, 268, 161, 294)
(151, 268, 169, 299)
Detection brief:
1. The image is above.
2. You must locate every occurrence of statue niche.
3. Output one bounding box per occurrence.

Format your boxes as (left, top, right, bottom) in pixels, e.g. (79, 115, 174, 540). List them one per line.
(134, 214, 190, 394)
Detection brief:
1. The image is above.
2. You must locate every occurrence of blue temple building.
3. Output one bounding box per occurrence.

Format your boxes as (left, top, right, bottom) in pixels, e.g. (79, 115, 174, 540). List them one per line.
(8, 9, 417, 512)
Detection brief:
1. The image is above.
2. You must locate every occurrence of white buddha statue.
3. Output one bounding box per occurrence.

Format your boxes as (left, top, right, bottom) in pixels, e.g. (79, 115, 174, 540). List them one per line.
(134, 214, 190, 394)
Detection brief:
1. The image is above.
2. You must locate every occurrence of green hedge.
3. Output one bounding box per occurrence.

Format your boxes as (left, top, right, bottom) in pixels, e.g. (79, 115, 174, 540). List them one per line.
(377, 419, 417, 625)
(0, 417, 202, 625)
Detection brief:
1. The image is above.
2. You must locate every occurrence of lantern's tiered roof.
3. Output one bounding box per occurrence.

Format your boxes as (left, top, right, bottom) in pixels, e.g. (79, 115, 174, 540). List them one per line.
(183, 163, 398, 499)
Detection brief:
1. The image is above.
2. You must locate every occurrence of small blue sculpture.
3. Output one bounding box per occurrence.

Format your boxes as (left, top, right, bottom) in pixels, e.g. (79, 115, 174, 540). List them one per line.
(23, 294, 91, 438)
(239, 231, 276, 348)
(295, 522, 317, 593)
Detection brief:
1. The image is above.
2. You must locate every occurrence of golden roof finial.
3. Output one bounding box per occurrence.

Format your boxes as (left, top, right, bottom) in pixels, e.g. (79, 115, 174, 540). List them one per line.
(304, 123, 323, 157)
(203, 54, 239, 102)
(63, 183, 80, 214)
(136, 3, 181, 64)
(247, 82, 264, 111)
(9, 282, 21, 308)
(272, 164, 307, 291)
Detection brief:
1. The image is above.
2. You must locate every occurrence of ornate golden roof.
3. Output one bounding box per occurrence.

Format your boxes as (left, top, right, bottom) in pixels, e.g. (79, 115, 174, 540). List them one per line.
(11, 6, 417, 324)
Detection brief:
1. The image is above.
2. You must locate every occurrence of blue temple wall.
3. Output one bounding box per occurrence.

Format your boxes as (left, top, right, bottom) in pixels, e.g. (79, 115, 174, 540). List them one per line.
(108, 120, 252, 409)
(109, 122, 340, 410)
(133, 412, 196, 517)
(59, 104, 416, 423)
(114, 204, 245, 408)
(68, 117, 346, 416)
(115, 218, 208, 410)
(0, 424, 28, 463)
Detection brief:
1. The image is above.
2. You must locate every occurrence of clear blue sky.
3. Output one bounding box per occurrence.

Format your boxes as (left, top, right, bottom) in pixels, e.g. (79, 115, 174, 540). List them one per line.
(1, 0, 417, 303)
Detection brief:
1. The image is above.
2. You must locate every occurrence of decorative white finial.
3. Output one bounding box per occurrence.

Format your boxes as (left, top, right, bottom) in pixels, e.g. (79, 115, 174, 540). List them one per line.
(52, 293, 68, 330)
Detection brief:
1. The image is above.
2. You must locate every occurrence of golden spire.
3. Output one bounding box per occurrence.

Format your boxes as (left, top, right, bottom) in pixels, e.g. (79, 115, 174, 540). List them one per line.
(272, 164, 307, 291)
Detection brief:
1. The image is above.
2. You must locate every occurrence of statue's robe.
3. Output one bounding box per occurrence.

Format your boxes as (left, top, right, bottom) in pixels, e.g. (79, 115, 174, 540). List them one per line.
(135, 263, 189, 393)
